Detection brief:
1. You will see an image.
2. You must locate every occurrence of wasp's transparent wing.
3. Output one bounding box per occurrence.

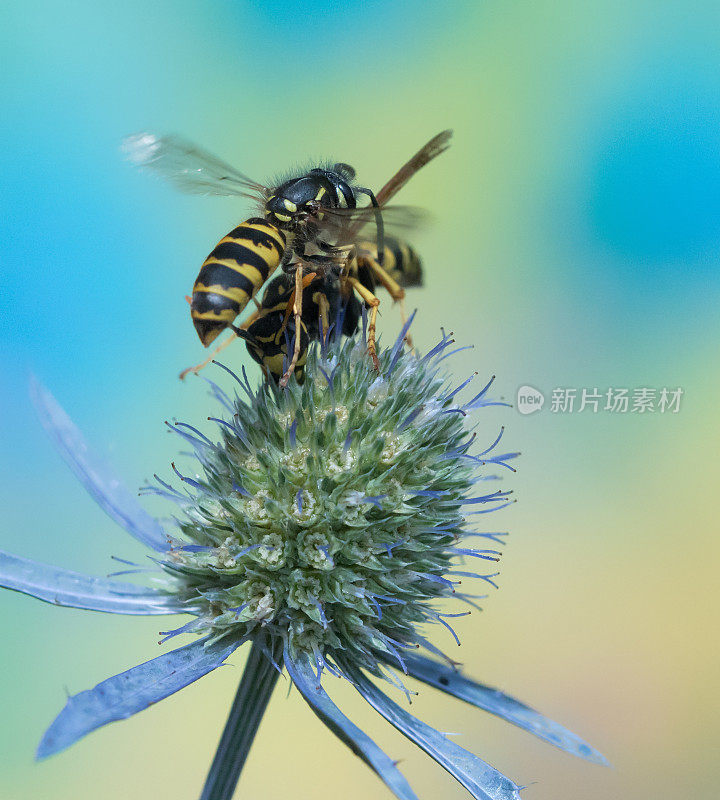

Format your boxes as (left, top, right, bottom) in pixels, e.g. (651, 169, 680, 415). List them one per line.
(122, 132, 268, 200)
(341, 130, 451, 244)
(319, 205, 432, 247)
(357, 204, 432, 232)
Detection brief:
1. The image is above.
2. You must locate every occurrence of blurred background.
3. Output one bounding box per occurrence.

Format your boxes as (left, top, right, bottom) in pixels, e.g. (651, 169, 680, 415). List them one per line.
(2, 1, 719, 798)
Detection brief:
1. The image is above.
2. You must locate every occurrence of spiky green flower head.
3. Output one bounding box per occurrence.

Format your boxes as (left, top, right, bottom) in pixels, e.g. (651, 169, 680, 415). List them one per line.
(158, 326, 516, 677)
(3, 321, 607, 800)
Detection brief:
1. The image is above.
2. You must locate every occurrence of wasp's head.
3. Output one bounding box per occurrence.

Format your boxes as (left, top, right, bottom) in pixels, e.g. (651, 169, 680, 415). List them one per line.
(265, 176, 331, 229)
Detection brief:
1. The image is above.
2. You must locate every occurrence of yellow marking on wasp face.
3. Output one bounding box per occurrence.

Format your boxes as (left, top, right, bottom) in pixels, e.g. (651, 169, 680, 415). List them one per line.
(315, 186, 326, 201)
(336, 188, 348, 208)
(283, 199, 297, 212)
(274, 213, 292, 223)
(193, 283, 251, 304)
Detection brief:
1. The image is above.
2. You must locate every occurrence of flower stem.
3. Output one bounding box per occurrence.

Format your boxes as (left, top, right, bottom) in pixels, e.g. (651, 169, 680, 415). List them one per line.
(199, 635, 283, 800)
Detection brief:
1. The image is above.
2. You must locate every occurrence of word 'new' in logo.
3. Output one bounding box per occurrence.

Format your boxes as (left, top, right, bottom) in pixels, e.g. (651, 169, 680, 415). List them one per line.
(517, 385, 544, 415)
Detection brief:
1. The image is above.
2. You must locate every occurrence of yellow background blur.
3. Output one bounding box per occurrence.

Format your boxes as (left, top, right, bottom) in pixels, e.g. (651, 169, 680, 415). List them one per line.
(2, 2, 718, 799)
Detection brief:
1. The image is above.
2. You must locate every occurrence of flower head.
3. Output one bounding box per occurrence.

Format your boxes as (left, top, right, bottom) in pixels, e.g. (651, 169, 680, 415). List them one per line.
(1, 324, 606, 800)
(157, 330, 511, 675)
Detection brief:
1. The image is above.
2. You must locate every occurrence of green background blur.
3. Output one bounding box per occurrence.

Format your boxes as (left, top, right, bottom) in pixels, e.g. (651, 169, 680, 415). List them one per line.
(2, 1, 718, 798)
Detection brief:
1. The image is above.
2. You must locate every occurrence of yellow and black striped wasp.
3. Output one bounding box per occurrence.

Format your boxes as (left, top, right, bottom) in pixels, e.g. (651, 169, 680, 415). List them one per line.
(123, 129, 451, 384)
(242, 236, 424, 383)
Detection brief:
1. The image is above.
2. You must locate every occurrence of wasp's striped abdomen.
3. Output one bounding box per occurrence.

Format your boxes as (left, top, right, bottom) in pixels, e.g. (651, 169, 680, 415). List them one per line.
(190, 218, 288, 346)
(244, 276, 310, 383)
(358, 236, 423, 288)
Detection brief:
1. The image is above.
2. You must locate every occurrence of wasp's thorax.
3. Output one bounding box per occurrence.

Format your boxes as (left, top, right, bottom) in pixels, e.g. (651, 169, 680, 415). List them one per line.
(264, 169, 356, 227)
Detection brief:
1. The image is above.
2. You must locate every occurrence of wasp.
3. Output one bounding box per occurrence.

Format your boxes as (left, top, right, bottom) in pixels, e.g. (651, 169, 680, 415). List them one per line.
(358, 236, 423, 288)
(240, 235, 423, 383)
(241, 272, 358, 384)
(123, 130, 450, 384)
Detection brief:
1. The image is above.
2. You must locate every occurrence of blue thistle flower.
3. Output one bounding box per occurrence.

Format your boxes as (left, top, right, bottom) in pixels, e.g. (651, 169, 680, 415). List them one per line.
(1, 324, 607, 800)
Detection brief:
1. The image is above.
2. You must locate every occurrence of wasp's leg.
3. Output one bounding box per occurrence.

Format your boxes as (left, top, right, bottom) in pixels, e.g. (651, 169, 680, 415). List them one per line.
(358, 254, 415, 351)
(317, 292, 331, 343)
(279, 264, 306, 388)
(178, 308, 263, 380)
(358, 254, 405, 303)
(179, 332, 238, 380)
(281, 271, 318, 333)
(347, 276, 381, 372)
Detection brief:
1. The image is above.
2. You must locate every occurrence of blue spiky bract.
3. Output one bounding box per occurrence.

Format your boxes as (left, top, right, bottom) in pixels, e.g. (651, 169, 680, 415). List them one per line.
(157, 330, 514, 680)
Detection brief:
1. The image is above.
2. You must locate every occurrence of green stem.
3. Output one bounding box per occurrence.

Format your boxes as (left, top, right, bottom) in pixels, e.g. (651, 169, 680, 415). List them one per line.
(199, 635, 283, 800)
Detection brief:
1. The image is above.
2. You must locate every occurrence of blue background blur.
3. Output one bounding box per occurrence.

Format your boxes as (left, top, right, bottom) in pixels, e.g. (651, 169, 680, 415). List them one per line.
(2, 2, 719, 799)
